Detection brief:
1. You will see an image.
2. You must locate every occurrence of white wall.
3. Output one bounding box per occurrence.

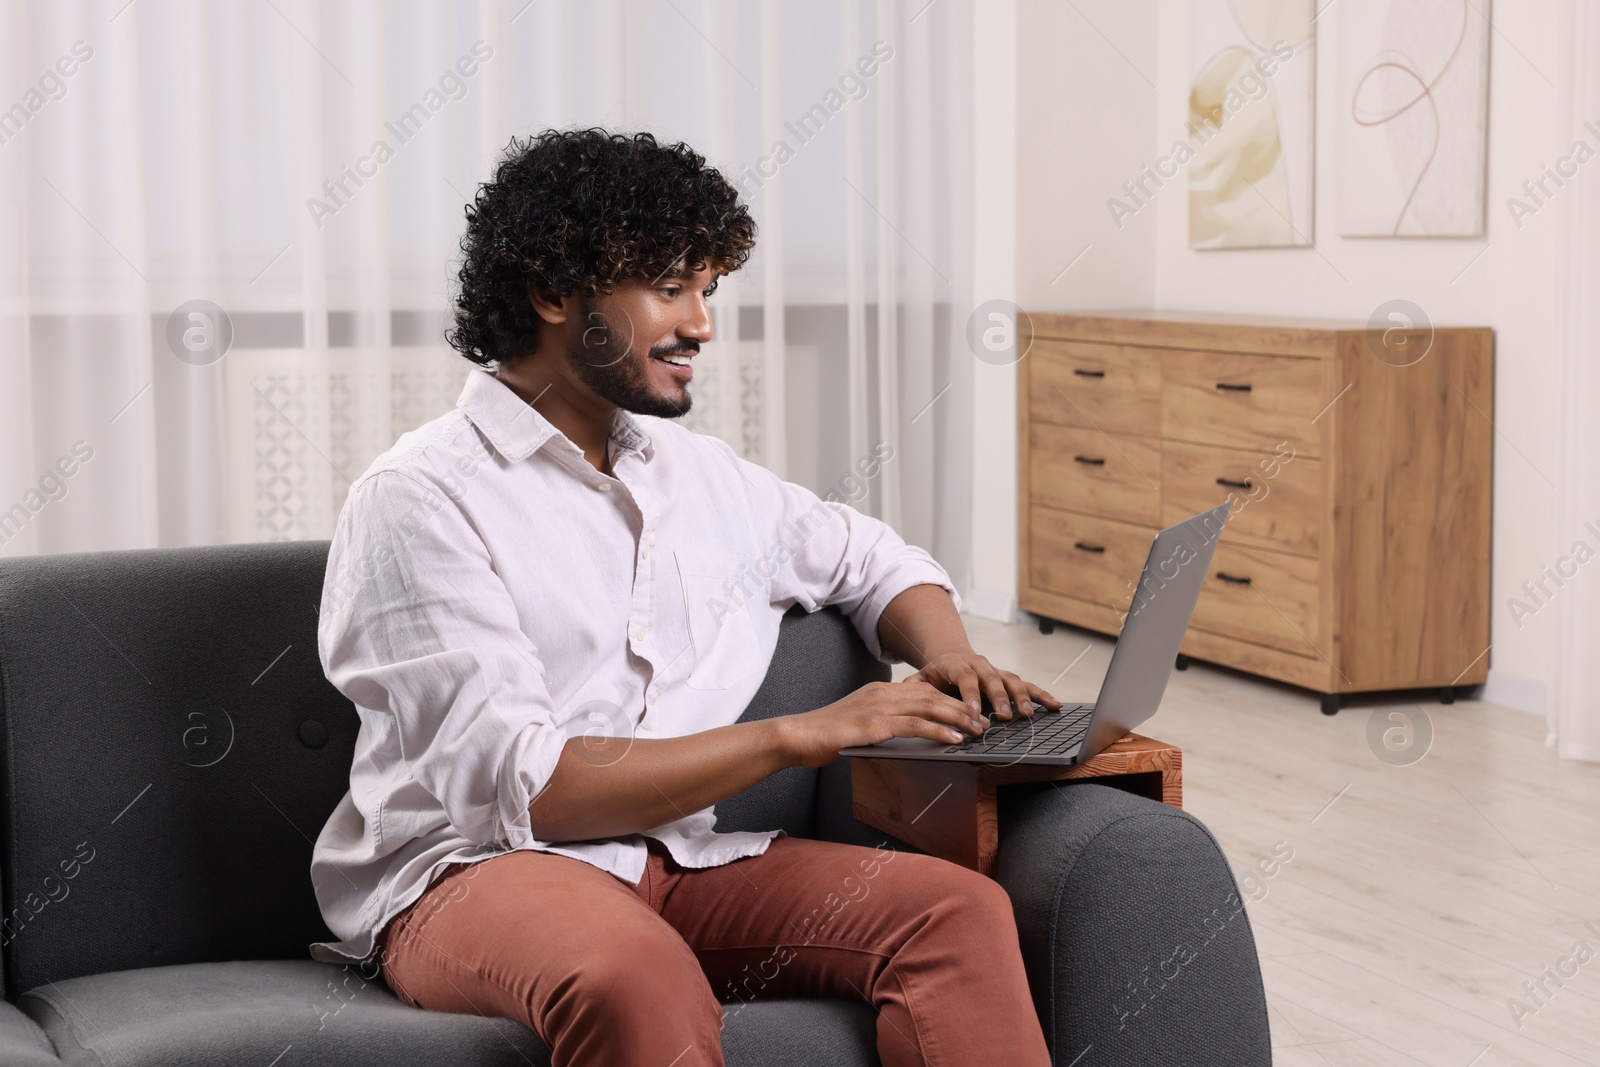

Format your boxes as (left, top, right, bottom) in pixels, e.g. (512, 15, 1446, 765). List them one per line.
(976, 0, 1160, 620)
(1003, 0, 1570, 712)
(1016, 0, 1161, 313)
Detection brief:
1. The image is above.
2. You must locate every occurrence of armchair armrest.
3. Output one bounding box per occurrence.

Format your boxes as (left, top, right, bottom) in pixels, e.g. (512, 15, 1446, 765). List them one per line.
(0, 1001, 61, 1066)
(995, 782, 1271, 1067)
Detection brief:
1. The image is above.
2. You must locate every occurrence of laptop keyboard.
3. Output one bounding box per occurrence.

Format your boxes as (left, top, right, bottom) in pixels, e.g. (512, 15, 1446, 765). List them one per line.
(942, 702, 1094, 756)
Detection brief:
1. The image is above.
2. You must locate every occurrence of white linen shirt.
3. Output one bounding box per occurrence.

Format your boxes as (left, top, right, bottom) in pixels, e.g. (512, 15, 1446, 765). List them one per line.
(308, 367, 957, 965)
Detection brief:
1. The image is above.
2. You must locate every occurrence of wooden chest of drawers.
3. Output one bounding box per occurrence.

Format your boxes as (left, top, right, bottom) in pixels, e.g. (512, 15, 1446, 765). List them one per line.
(1018, 311, 1494, 710)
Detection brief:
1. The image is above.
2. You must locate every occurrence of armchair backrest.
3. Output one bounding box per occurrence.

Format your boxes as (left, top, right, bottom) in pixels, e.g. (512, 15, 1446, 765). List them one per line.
(0, 542, 888, 997)
(719, 605, 891, 838)
(0, 541, 354, 995)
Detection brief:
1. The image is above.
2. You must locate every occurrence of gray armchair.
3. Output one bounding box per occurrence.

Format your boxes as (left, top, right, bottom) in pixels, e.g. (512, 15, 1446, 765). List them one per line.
(0, 541, 1270, 1065)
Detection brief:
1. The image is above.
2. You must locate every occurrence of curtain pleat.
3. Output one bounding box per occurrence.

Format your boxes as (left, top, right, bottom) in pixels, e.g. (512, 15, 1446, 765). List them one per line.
(151, 0, 227, 548)
(936, 0, 976, 593)
(758, 0, 787, 476)
(898, 1, 936, 550)
(841, 0, 871, 492)
(0, 0, 37, 557)
(279, 0, 335, 540)
(75, 0, 158, 552)
(872, 0, 901, 531)
(347, 0, 395, 494)
(1551, 0, 1600, 760)
(697, 0, 744, 455)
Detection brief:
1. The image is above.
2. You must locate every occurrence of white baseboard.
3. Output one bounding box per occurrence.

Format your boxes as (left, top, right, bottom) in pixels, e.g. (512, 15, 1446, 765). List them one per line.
(1476, 668, 1548, 717)
(961, 586, 1020, 624)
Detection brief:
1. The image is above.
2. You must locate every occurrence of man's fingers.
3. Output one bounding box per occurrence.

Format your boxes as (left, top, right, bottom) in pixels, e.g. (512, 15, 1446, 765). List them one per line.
(952, 666, 984, 716)
(1024, 681, 1062, 710)
(974, 663, 1016, 720)
(895, 657, 1057, 728)
(899, 716, 967, 745)
(908, 661, 984, 718)
(1000, 672, 1036, 717)
(906, 686, 985, 734)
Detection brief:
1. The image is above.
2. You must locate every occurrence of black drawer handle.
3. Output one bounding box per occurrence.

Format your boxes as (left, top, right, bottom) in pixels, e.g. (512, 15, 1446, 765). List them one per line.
(1216, 571, 1252, 584)
(1074, 542, 1106, 554)
(1073, 455, 1106, 466)
(1215, 477, 1252, 489)
(1215, 382, 1253, 392)
(1073, 368, 1106, 378)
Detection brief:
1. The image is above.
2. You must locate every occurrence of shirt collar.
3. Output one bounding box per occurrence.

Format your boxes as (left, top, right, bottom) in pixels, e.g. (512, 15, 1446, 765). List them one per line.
(457, 368, 655, 463)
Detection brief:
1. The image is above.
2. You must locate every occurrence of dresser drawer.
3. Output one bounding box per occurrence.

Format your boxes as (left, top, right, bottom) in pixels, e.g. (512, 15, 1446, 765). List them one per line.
(1029, 508, 1155, 615)
(1161, 352, 1327, 456)
(1190, 542, 1322, 657)
(1162, 441, 1322, 557)
(1030, 340, 1160, 436)
(1030, 424, 1160, 526)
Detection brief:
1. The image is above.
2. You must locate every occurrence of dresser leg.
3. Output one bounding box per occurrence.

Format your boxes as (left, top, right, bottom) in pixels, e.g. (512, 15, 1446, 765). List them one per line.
(1037, 617, 1055, 635)
(1438, 686, 1456, 705)
(1174, 653, 1190, 671)
(1320, 693, 1341, 716)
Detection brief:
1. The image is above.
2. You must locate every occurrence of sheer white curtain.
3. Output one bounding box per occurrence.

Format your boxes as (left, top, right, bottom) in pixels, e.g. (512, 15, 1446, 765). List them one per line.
(0, 0, 976, 593)
(1551, 0, 1600, 761)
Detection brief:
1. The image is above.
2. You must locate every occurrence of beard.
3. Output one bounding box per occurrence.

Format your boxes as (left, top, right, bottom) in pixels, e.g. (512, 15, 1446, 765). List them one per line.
(567, 296, 694, 419)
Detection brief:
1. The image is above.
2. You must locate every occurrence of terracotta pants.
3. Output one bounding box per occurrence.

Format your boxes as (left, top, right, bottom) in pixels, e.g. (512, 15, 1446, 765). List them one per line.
(376, 834, 1051, 1067)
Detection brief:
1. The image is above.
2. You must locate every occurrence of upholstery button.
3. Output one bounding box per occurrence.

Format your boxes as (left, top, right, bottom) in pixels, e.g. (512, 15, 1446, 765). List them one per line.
(298, 718, 329, 749)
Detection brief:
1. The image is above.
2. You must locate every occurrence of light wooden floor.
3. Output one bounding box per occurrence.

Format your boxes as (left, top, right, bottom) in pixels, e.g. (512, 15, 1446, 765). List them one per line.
(940, 617, 1600, 1066)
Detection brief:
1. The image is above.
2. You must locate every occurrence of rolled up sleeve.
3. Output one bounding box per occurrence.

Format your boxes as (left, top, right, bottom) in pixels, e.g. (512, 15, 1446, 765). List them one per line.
(318, 470, 566, 851)
(715, 440, 959, 662)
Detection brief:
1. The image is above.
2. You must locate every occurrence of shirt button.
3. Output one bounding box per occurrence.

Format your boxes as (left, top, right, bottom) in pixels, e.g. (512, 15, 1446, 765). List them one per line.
(635, 627, 647, 642)
(596, 482, 612, 492)
(647, 687, 660, 702)
(641, 544, 650, 560)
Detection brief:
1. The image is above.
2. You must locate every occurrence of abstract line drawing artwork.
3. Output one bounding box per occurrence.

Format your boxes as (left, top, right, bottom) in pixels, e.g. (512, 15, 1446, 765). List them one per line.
(1188, 0, 1317, 250)
(1339, 0, 1490, 237)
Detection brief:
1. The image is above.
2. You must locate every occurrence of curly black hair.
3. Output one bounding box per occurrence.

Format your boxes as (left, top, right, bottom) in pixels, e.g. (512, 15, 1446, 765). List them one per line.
(446, 128, 757, 366)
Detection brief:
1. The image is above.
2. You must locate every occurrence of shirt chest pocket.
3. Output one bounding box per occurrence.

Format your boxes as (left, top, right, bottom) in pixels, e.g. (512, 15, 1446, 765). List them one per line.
(675, 549, 763, 691)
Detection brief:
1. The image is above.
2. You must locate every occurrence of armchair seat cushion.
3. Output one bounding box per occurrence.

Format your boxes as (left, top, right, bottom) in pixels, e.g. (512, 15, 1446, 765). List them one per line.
(20, 960, 881, 1067)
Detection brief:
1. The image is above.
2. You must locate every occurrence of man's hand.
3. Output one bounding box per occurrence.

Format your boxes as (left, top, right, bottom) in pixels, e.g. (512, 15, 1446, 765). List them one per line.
(907, 652, 1062, 724)
(776, 681, 989, 768)
(873, 585, 1063, 726)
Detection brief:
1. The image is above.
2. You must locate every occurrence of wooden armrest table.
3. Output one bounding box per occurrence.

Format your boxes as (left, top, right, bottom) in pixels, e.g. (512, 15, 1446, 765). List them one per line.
(849, 732, 1182, 877)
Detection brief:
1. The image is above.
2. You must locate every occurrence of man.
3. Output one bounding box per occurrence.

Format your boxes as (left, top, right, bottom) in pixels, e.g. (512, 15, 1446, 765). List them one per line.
(310, 128, 1057, 1067)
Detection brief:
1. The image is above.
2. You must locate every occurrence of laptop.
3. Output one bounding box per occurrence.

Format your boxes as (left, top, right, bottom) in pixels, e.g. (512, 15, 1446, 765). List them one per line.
(839, 502, 1230, 767)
